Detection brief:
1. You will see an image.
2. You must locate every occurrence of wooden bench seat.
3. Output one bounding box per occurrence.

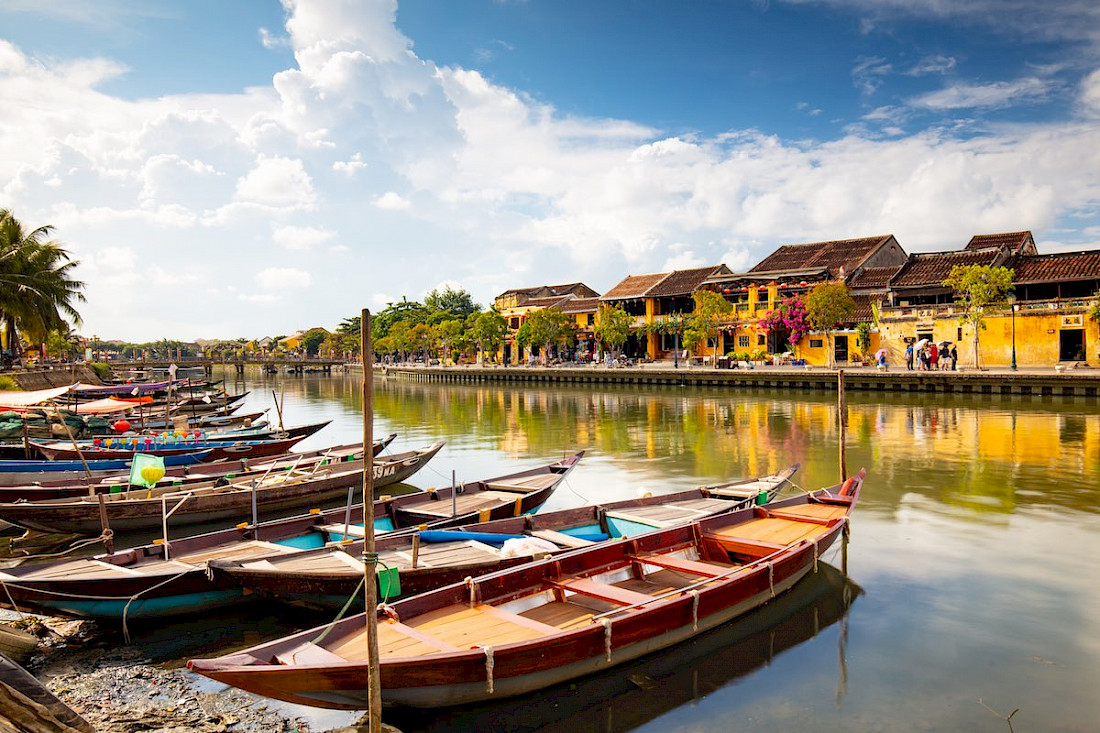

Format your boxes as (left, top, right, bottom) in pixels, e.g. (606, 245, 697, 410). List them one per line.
(702, 534, 787, 558)
(529, 529, 596, 548)
(548, 577, 655, 608)
(483, 473, 561, 493)
(629, 553, 729, 578)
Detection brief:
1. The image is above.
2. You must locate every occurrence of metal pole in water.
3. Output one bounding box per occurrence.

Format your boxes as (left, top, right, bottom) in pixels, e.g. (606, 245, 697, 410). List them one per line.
(250, 479, 258, 526)
(359, 308, 382, 732)
(451, 469, 457, 517)
(837, 369, 847, 481)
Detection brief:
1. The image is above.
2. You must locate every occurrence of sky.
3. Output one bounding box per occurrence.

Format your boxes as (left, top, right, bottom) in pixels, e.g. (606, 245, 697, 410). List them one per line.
(1, 0, 1099, 342)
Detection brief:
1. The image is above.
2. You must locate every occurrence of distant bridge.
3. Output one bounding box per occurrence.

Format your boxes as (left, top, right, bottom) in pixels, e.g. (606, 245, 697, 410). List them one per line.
(108, 357, 351, 377)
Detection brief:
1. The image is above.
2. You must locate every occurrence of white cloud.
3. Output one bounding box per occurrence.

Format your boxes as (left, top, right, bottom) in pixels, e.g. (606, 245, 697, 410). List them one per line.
(255, 267, 312, 290)
(851, 56, 893, 95)
(333, 153, 366, 175)
(911, 77, 1054, 110)
(234, 156, 316, 209)
(373, 191, 410, 210)
(272, 223, 336, 250)
(1081, 69, 1100, 115)
(907, 55, 956, 76)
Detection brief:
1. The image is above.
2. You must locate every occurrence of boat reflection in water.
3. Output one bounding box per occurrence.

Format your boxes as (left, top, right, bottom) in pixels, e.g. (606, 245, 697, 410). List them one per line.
(387, 562, 861, 733)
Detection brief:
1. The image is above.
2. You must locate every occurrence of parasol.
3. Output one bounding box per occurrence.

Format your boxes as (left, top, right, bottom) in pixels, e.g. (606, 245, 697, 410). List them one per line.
(876, 348, 888, 359)
(915, 338, 929, 349)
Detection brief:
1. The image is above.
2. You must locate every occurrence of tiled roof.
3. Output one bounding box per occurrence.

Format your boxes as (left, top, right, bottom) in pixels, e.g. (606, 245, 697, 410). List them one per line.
(647, 265, 731, 297)
(848, 266, 900, 289)
(890, 249, 1001, 288)
(964, 231, 1033, 252)
(557, 297, 601, 314)
(750, 235, 891, 277)
(1013, 251, 1100, 283)
(495, 282, 599, 300)
(849, 294, 877, 324)
(601, 273, 670, 300)
(522, 296, 572, 309)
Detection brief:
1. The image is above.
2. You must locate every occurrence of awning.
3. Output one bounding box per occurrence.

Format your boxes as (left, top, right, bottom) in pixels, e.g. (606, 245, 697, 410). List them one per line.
(0, 386, 72, 410)
(69, 397, 143, 415)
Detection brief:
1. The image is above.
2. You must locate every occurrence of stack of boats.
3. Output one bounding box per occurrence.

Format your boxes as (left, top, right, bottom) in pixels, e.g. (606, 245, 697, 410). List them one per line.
(0, 378, 867, 716)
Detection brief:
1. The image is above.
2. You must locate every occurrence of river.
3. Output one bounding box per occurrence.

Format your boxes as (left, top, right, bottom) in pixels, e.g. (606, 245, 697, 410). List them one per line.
(193, 368, 1100, 731)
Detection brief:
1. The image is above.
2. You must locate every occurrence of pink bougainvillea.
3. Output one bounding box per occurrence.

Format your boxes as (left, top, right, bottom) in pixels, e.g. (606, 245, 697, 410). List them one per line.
(758, 296, 809, 347)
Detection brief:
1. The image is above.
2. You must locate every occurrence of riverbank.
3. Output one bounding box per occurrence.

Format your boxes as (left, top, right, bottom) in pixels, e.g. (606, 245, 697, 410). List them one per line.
(373, 361, 1100, 397)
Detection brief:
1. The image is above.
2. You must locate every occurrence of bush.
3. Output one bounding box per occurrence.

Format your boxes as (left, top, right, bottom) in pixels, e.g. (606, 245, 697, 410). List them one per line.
(0, 376, 19, 391)
(750, 349, 769, 362)
(88, 362, 112, 381)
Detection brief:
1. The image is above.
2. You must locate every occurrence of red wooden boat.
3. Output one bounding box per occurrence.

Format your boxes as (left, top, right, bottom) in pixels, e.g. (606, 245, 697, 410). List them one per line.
(188, 469, 864, 709)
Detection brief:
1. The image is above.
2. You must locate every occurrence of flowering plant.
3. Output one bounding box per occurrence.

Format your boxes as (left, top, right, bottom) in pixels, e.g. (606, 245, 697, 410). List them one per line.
(758, 296, 809, 347)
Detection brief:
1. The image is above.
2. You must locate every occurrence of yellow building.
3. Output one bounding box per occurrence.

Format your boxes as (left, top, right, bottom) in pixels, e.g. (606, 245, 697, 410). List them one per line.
(600, 266, 731, 360)
(493, 283, 599, 364)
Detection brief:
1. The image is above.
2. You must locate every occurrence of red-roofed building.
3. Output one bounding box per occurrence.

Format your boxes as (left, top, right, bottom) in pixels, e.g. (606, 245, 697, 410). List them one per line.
(493, 283, 600, 364)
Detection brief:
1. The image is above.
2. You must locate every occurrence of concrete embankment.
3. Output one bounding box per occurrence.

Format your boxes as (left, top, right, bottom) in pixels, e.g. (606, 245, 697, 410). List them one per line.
(6, 366, 102, 391)
(378, 364, 1100, 397)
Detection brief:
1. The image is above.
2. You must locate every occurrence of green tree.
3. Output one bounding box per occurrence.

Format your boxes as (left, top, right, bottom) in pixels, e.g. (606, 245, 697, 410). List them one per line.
(689, 290, 734, 367)
(804, 281, 855, 368)
(374, 298, 428, 338)
(0, 210, 85, 358)
(855, 322, 872, 357)
(522, 309, 575, 364)
(433, 319, 464, 364)
(301, 328, 328, 356)
(593, 304, 633, 358)
(943, 264, 1015, 369)
(424, 287, 480, 320)
(469, 311, 507, 363)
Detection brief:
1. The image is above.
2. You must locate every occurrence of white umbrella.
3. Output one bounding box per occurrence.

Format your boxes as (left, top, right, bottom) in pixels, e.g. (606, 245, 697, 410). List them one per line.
(915, 338, 929, 349)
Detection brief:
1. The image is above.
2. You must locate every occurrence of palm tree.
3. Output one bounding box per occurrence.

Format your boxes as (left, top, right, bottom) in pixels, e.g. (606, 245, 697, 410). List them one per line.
(0, 209, 85, 359)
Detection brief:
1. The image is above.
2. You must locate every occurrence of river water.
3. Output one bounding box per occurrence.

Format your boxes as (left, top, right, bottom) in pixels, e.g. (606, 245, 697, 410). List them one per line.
(206, 368, 1100, 732)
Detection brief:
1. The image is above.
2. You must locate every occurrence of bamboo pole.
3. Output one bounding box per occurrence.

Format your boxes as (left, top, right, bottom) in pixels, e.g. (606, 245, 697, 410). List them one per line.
(837, 369, 847, 481)
(360, 308, 382, 731)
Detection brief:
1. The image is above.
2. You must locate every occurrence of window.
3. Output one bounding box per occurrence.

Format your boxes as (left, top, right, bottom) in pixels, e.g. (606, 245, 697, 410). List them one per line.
(738, 335, 750, 348)
(809, 338, 824, 348)
(587, 314, 594, 326)
(757, 334, 766, 346)
(510, 318, 520, 329)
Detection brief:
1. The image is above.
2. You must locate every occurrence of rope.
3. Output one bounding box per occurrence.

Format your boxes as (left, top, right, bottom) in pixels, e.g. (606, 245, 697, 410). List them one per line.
(8, 530, 114, 564)
(121, 566, 197, 644)
(768, 562, 775, 598)
(600, 618, 612, 662)
(465, 576, 479, 607)
(689, 590, 700, 631)
(0, 579, 25, 619)
(813, 538, 819, 573)
(475, 645, 495, 694)
(312, 575, 367, 647)
(561, 475, 590, 504)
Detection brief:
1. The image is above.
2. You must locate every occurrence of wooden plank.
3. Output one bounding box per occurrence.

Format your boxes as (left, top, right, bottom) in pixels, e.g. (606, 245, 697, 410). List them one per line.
(629, 553, 728, 578)
(412, 604, 547, 647)
(276, 642, 349, 666)
(483, 473, 560, 492)
(702, 532, 786, 558)
(475, 604, 560, 635)
(379, 621, 460, 652)
(771, 503, 848, 520)
(529, 529, 595, 548)
(548, 577, 656, 607)
(520, 600, 595, 630)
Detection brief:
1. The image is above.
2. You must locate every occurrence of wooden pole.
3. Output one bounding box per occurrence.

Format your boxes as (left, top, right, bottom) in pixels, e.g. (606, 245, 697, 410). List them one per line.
(837, 369, 847, 481)
(360, 308, 382, 731)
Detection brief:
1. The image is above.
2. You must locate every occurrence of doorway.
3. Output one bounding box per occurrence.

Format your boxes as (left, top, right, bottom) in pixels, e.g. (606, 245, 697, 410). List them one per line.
(833, 334, 848, 363)
(1060, 329, 1085, 361)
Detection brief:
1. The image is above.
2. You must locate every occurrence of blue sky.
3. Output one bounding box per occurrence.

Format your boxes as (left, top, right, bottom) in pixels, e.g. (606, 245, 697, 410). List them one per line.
(1, 0, 1099, 341)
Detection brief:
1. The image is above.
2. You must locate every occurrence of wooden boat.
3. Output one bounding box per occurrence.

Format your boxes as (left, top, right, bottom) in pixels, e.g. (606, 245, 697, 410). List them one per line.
(207, 465, 800, 611)
(188, 469, 863, 709)
(0, 653, 95, 733)
(30, 433, 307, 463)
(0, 450, 215, 486)
(0, 434, 396, 492)
(384, 561, 860, 733)
(0, 441, 445, 536)
(0, 452, 581, 621)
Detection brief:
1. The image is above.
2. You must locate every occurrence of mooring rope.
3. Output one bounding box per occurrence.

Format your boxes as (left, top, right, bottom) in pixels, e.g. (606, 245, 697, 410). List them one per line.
(475, 645, 495, 694)
(600, 618, 613, 662)
(689, 589, 700, 631)
(121, 566, 196, 643)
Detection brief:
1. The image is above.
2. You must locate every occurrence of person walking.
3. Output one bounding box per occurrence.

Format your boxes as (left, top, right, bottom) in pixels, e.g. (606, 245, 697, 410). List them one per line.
(950, 344, 958, 370)
(906, 343, 914, 371)
(929, 342, 939, 370)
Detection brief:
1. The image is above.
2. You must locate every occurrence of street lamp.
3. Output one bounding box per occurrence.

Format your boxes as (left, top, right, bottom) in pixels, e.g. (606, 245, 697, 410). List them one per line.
(1009, 294, 1017, 371)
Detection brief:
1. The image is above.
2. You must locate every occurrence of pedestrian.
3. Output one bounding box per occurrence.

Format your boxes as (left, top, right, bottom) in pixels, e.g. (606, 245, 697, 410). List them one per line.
(921, 347, 931, 371)
(929, 342, 939, 369)
(905, 343, 914, 371)
(950, 345, 958, 370)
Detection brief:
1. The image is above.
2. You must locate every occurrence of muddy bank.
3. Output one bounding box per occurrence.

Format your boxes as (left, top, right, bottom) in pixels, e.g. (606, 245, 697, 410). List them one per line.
(1, 607, 366, 733)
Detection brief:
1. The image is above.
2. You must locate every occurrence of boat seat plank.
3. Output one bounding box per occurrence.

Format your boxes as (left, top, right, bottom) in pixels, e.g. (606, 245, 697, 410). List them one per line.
(410, 604, 546, 647)
(528, 529, 595, 548)
(629, 553, 728, 578)
(401, 493, 505, 518)
(548, 577, 655, 608)
(668, 498, 739, 513)
(763, 510, 836, 526)
(519, 600, 595, 630)
(475, 604, 560, 636)
(276, 642, 349, 666)
(175, 540, 299, 566)
(316, 523, 366, 538)
(482, 473, 560, 493)
(702, 532, 787, 558)
(769, 503, 848, 521)
(337, 625, 442, 660)
(709, 517, 823, 545)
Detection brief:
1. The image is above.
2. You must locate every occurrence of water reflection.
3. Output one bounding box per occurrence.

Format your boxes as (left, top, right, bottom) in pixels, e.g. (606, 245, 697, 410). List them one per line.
(385, 563, 860, 733)
(229, 371, 1100, 518)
